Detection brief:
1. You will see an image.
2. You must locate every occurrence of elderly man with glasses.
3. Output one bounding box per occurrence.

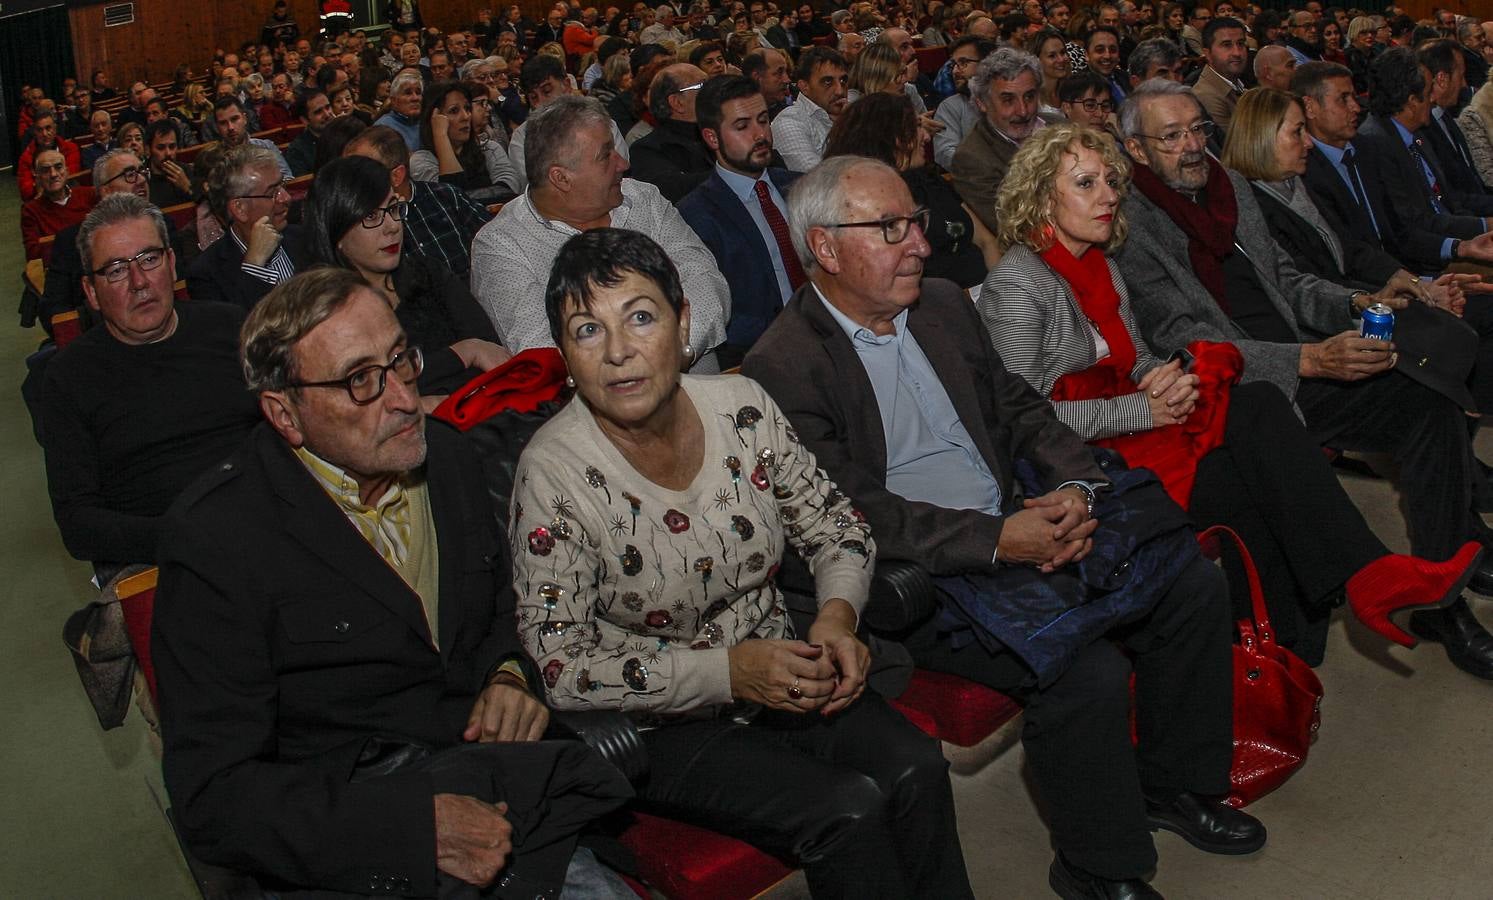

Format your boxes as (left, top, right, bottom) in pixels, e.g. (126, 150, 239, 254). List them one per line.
(185, 144, 309, 311)
(38, 193, 260, 578)
(628, 62, 714, 202)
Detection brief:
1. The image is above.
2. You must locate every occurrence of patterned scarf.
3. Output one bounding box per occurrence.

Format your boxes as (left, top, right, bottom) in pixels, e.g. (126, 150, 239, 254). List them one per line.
(295, 446, 412, 567)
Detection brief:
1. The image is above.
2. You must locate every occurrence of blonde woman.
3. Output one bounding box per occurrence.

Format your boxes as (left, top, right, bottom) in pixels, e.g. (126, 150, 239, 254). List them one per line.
(846, 41, 906, 101)
(978, 122, 1484, 660)
(1458, 81, 1493, 188)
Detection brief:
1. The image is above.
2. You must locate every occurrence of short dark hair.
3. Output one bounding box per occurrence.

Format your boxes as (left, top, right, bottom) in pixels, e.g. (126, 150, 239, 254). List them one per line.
(741, 48, 777, 81)
(822, 91, 918, 167)
(696, 74, 760, 135)
(314, 65, 341, 93)
(1202, 15, 1245, 47)
(1085, 24, 1120, 49)
(214, 95, 247, 117)
(144, 119, 178, 146)
(1417, 38, 1462, 78)
(1057, 69, 1109, 102)
(1368, 46, 1426, 117)
(1387, 13, 1415, 39)
(544, 229, 685, 345)
(145, 96, 170, 114)
(317, 115, 372, 170)
(947, 35, 997, 60)
(999, 13, 1031, 41)
(294, 87, 328, 120)
(343, 122, 406, 170)
(520, 53, 567, 94)
(303, 154, 393, 267)
(793, 45, 847, 83)
(688, 40, 725, 67)
(1290, 59, 1354, 102)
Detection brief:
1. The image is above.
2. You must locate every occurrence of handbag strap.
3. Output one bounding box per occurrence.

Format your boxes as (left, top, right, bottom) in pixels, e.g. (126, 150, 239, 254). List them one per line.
(1196, 524, 1273, 645)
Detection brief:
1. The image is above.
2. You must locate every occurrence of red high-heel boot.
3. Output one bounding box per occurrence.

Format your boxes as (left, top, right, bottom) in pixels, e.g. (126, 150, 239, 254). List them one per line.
(1345, 541, 1485, 647)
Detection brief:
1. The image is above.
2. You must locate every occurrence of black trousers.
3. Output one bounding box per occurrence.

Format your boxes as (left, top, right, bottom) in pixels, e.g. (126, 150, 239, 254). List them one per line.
(1189, 381, 1388, 661)
(900, 555, 1234, 880)
(635, 693, 973, 900)
(1296, 370, 1480, 560)
(1459, 296, 1493, 415)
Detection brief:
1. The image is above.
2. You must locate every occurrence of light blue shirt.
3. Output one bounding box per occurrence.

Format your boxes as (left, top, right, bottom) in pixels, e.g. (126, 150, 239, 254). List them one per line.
(818, 290, 1004, 516)
(1311, 137, 1383, 241)
(375, 110, 422, 152)
(1389, 117, 1454, 258)
(715, 163, 795, 304)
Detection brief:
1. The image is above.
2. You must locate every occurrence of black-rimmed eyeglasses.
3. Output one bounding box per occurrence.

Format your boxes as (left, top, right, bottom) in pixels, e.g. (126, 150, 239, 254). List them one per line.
(360, 200, 410, 229)
(101, 164, 148, 186)
(830, 207, 930, 244)
(234, 180, 291, 202)
(286, 346, 424, 404)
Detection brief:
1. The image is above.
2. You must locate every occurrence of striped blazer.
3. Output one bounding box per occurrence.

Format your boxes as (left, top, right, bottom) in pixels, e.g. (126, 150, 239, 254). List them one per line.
(979, 243, 1165, 441)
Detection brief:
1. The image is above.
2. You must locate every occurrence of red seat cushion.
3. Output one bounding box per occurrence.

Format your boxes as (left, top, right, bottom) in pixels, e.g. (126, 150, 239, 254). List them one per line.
(888, 669, 1022, 747)
(619, 812, 792, 900)
(117, 578, 159, 700)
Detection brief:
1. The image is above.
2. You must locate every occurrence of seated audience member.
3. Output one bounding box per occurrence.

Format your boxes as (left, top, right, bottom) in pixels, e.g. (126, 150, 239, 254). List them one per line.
(837, 30, 866, 66)
(1417, 40, 1490, 200)
(59, 89, 94, 141)
(1087, 24, 1129, 107)
(212, 96, 294, 179)
(1459, 81, 1493, 188)
(344, 125, 494, 276)
(80, 110, 116, 170)
(1030, 28, 1071, 118)
(178, 83, 217, 140)
(154, 267, 632, 898)
(742, 155, 1267, 899)
(1293, 62, 1493, 278)
(878, 26, 932, 112)
(258, 72, 297, 130)
(116, 120, 146, 160)
(771, 45, 849, 171)
(513, 227, 974, 899)
(304, 155, 511, 398)
(409, 80, 520, 202)
(628, 62, 714, 201)
(1059, 71, 1120, 132)
(509, 54, 631, 191)
(470, 96, 729, 368)
(358, 66, 394, 120)
(376, 70, 425, 149)
(22, 149, 95, 261)
(1253, 44, 1298, 92)
(934, 36, 997, 169)
(743, 47, 792, 117)
(145, 96, 199, 148)
(327, 81, 360, 119)
(983, 121, 1484, 660)
(145, 120, 194, 208)
(1190, 17, 1250, 139)
(186, 145, 308, 311)
(825, 92, 998, 290)
(116, 81, 152, 129)
(1126, 37, 1186, 87)
(679, 75, 800, 366)
(284, 88, 333, 176)
(41, 194, 260, 573)
(17, 111, 80, 200)
(952, 47, 1062, 233)
(847, 40, 911, 102)
(1114, 80, 1493, 678)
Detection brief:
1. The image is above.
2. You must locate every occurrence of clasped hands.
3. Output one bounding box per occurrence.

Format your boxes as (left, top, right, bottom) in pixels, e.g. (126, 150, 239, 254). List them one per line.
(1137, 359, 1199, 427)
(728, 598, 868, 716)
(997, 486, 1099, 574)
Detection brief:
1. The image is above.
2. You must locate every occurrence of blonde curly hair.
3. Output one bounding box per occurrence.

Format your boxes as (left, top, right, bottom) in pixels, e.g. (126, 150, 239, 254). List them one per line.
(994, 123, 1132, 253)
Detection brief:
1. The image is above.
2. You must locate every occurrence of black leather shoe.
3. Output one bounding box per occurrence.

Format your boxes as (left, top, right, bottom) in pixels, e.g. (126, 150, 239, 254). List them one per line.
(1409, 596, 1493, 679)
(1468, 557, 1493, 596)
(1048, 854, 1163, 899)
(1143, 791, 1266, 855)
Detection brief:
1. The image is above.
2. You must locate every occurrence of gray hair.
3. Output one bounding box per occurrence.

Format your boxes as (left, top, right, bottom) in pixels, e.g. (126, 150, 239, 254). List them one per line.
(969, 47, 1042, 102)
(76, 192, 170, 274)
(786, 155, 895, 271)
(208, 144, 282, 223)
(1117, 76, 1199, 140)
(1127, 38, 1183, 80)
(830, 9, 852, 27)
(656, 3, 674, 15)
(524, 94, 613, 187)
(390, 70, 423, 97)
(459, 58, 492, 80)
(92, 147, 140, 191)
(241, 268, 370, 392)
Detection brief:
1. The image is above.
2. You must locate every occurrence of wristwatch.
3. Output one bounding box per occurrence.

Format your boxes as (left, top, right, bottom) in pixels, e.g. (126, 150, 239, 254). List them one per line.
(1450, 239, 1463, 261)
(1347, 290, 1371, 317)
(1056, 480, 1099, 519)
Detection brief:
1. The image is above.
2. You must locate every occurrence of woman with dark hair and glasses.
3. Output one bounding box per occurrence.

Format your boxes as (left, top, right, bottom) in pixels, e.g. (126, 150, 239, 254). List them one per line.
(304, 155, 510, 401)
(823, 93, 999, 289)
(409, 80, 520, 203)
(511, 227, 974, 900)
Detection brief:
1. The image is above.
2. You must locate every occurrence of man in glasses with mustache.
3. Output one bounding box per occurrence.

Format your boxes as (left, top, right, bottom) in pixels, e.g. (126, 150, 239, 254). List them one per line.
(38, 193, 259, 578)
(681, 75, 800, 368)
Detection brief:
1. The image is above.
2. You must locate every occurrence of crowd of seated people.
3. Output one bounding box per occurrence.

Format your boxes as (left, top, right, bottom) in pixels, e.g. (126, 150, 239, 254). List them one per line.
(16, 2, 1493, 898)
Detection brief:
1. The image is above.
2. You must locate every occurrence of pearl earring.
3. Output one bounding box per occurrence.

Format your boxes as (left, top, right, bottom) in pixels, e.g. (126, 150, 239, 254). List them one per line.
(565, 374, 576, 388)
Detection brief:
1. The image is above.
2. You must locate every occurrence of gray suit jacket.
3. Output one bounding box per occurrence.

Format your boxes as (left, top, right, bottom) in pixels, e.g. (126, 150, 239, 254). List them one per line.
(741, 278, 1106, 577)
(1114, 166, 1355, 402)
(979, 243, 1165, 441)
(951, 112, 1065, 233)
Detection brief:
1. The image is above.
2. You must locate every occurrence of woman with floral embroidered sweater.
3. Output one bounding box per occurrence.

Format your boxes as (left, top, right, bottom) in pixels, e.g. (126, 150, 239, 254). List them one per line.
(511, 229, 973, 900)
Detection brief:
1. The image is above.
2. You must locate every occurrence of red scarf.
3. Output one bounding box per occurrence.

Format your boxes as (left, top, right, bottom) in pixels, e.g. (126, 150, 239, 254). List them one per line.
(1129, 157, 1238, 313)
(1039, 241, 1136, 385)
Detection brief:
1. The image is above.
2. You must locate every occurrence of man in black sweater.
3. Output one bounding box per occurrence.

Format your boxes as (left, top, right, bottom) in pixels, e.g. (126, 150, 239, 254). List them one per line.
(40, 194, 260, 575)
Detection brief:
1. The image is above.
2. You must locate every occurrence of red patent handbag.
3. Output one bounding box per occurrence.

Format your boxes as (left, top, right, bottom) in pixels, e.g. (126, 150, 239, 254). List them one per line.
(1200, 525, 1325, 808)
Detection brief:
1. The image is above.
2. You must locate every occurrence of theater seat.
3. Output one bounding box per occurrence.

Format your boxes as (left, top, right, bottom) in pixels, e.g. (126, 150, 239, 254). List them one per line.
(115, 567, 160, 700)
(889, 668, 1021, 747)
(618, 813, 794, 900)
(51, 311, 82, 350)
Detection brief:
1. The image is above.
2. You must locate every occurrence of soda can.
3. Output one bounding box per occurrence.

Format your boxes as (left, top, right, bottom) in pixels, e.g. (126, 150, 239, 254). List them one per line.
(1360, 303, 1394, 342)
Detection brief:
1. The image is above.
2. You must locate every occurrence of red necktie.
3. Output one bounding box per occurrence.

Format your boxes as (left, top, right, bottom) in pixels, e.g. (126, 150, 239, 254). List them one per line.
(754, 179, 808, 292)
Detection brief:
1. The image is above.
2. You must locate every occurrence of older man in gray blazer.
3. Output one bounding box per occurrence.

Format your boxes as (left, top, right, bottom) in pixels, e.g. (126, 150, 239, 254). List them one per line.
(1114, 78, 1493, 679)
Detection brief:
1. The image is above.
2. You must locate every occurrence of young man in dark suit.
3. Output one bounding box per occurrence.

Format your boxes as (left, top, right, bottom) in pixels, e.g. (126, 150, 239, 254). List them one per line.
(679, 75, 799, 369)
(154, 268, 632, 897)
